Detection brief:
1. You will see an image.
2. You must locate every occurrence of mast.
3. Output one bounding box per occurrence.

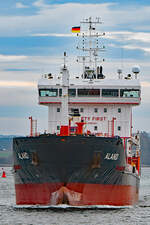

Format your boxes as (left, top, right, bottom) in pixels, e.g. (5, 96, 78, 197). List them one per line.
(76, 17, 105, 78)
(60, 52, 70, 136)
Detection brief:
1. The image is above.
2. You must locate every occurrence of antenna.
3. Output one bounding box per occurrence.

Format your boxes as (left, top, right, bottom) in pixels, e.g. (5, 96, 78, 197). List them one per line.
(117, 69, 122, 79)
(64, 52, 67, 68)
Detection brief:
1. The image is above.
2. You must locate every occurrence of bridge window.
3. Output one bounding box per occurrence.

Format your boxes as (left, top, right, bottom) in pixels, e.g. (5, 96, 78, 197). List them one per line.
(78, 89, 100, 97)
(102, 89, 119, 97)
(68, 89, 76, 97)
(59, 88, 76, 97)
(59, 89, 62, 96)
(39, 89, 58, 97)
(120, 89, 140, 98)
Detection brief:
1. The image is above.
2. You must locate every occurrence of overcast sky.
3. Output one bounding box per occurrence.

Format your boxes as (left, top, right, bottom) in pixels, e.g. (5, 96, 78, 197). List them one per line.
(0, 0, 150, 135)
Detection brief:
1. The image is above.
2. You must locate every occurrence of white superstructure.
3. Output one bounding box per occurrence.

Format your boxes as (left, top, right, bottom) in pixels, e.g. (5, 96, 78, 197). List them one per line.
(38, 17, 141, 138)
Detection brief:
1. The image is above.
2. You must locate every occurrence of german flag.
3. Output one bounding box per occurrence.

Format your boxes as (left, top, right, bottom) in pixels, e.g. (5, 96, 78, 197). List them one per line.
(71, 26, 80, 33)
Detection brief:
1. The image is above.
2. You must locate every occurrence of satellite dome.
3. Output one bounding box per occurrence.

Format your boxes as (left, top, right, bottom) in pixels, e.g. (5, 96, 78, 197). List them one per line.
(132, 66, 140, 74)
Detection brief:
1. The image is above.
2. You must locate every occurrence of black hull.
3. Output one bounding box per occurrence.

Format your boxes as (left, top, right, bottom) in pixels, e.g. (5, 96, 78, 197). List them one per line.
(13, 135, 140, 206)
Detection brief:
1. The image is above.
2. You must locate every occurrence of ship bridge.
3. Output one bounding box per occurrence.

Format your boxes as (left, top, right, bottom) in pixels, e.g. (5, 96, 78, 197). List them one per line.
(38, 70, 141, 138)
(38, 76, 140, 105)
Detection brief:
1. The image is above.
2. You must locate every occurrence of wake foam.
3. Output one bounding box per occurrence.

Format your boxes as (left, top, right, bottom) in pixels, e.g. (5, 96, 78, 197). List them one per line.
(13, 204, 132, 210)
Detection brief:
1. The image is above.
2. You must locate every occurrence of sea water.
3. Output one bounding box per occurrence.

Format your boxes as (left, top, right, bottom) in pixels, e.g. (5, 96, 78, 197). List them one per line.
(0, 167, 150, 225)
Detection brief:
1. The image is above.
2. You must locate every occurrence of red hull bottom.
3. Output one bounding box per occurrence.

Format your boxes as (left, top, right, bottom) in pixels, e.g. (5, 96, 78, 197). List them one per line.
(15, 183, 138, 206)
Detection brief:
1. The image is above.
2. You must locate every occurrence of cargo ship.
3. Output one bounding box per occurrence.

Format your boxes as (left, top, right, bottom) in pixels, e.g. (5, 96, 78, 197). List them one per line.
(13, 17, 141, 207)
